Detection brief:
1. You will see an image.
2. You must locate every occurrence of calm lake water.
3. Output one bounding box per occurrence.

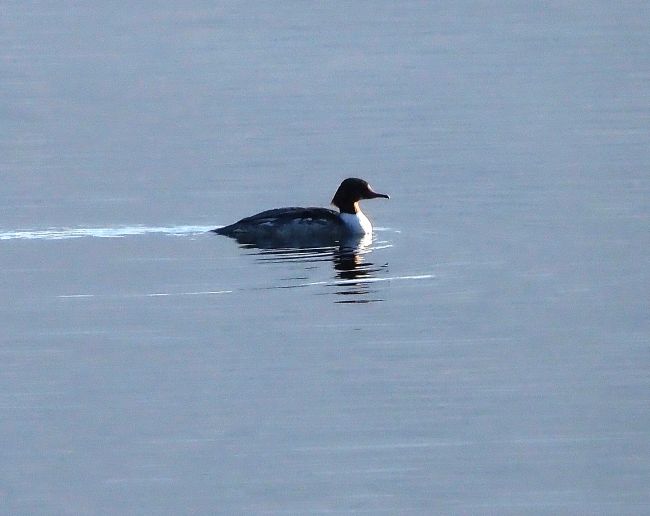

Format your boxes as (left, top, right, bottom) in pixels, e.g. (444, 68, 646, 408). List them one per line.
(2, 2, 649, 514)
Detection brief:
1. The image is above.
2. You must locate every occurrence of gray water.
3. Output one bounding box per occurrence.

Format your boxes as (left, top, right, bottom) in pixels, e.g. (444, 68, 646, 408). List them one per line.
(2, 2, 649, 514)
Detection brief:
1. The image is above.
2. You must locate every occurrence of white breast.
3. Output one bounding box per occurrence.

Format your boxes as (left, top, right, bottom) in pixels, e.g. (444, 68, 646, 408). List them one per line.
(340, 211, 373, 235)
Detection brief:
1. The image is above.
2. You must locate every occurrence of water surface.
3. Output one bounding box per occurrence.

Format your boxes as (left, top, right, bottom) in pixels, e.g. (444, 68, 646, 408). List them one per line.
(2, 2, 649, 514)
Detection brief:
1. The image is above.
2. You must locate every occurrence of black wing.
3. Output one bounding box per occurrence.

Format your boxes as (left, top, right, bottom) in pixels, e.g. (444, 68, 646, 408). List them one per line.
(214, 207, 340, 236)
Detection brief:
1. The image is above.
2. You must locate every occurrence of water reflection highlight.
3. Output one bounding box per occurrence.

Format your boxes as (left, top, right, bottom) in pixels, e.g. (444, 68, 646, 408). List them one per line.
(235, 232, 392, 303)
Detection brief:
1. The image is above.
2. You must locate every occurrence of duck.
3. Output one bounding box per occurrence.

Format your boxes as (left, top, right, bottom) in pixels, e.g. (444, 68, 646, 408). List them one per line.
(213, 178, 389, 244)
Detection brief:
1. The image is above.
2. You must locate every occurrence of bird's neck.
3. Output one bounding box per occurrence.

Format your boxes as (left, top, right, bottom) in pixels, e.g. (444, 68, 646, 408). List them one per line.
(337, 201, 359, 215)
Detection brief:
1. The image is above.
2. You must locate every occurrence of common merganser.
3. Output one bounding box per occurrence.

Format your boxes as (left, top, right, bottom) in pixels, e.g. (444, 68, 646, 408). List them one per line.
(213, 178, 389, 243)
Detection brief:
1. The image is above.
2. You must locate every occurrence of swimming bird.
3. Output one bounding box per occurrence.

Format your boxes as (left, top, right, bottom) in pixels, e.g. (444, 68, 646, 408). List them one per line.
(213, 178, 389, 244)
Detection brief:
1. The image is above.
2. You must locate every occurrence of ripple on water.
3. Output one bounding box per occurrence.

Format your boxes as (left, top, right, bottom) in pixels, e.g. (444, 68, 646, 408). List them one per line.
(0, 225, 215, 240)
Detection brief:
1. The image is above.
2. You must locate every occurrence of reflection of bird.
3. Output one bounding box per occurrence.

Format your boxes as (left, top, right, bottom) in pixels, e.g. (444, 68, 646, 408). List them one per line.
(213, 178, 389, 246)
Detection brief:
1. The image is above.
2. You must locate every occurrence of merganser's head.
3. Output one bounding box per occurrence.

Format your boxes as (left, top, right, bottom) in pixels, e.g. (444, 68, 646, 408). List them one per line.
(331, 178, 389, 214)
